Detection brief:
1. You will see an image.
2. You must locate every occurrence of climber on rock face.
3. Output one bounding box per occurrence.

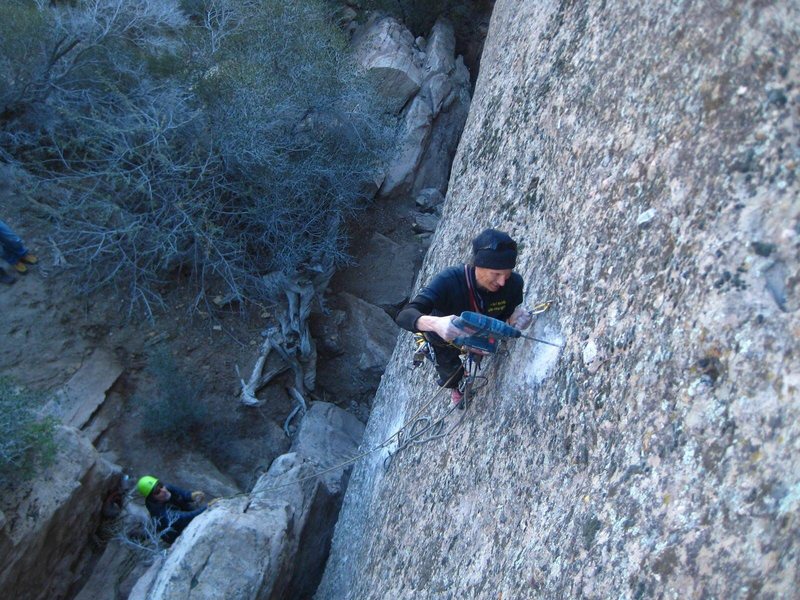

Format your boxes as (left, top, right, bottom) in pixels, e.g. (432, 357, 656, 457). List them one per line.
(395, 228, 532, 408)
(137, 475, 207, 544)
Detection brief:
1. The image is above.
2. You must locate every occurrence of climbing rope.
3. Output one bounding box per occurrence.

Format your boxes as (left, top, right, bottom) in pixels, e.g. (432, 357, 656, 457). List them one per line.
(383, 353, 488, 469)
(236, 354, 485, 498)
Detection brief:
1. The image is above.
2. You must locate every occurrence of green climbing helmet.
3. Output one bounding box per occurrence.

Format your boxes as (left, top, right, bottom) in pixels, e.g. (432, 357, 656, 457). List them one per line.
(137, 475, 159, 498)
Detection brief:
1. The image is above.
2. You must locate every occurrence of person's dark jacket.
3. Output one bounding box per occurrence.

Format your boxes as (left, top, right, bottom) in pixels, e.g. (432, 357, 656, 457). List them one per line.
(396, 265, 524, 344)
(145, 484, 205, 543)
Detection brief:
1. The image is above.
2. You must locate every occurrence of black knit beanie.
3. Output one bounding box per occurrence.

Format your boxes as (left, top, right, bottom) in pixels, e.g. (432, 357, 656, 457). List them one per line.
(472, 229, 517, 269)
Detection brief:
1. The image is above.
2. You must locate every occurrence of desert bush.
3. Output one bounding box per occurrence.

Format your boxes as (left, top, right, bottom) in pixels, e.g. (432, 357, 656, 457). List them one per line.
(1, 0, 392, 318)
(140, 348, 208, 444)
(0, 378, 57, 486)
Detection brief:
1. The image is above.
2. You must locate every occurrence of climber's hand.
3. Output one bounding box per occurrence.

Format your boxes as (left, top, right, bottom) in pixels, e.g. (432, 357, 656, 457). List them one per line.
(508, 306, 533, 331)
(191, 491, 205, 504)
(435, 315, 472, 341)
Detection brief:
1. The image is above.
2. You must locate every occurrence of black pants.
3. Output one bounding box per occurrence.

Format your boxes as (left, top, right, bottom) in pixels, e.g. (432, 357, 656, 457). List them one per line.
(427, 338, 464, 389)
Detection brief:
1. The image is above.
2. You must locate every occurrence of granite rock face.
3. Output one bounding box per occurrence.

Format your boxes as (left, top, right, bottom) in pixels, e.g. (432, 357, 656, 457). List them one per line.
(0, 426, 119, 600)
(317, 1, 799, 598)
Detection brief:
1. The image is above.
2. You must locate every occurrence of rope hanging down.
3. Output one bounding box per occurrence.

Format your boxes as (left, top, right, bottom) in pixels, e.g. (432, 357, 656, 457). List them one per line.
(383, 353, 487, 469)
(248, 364, 466, 495)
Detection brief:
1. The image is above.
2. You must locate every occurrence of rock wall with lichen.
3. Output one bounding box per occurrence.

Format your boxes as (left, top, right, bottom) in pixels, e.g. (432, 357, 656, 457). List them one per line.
(317, 1, 799, 598)
(0, 427, 119, 600)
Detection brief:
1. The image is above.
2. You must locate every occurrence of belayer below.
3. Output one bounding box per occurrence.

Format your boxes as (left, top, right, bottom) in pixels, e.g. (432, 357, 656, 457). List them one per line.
(395, 228, 532, 408)
(137, 475, 207, 544)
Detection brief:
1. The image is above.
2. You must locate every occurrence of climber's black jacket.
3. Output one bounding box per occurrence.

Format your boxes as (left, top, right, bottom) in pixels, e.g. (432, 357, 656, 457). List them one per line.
(396, 265, 524, 344)
(145, 484, 205, 544)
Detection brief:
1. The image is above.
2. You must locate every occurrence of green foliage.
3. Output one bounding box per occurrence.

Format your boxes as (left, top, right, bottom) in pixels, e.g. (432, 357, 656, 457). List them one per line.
(0, 0, 393, 317)
(0, 1, 52, 119)
(140, 348, 208, 445)
(0, 378, 57, 486)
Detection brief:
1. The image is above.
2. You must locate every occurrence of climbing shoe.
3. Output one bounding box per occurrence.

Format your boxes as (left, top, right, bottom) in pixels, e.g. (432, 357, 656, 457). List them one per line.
(12, 261, 27, 274)
(450, 388, 465, 410)
(21, 254, 38, 265)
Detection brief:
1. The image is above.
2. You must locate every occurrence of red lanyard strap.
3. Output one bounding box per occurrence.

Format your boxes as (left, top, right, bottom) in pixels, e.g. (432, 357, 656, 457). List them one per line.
(464, 265, 481, 313)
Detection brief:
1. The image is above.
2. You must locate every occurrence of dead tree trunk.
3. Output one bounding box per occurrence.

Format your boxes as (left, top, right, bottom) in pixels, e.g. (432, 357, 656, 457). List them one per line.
(237, 262, 333, 407)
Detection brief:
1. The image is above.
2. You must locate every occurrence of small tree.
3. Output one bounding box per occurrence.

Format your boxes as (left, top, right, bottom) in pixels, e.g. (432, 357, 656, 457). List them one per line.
(0, 378, 57, 487)
(139, 347, 208, 445)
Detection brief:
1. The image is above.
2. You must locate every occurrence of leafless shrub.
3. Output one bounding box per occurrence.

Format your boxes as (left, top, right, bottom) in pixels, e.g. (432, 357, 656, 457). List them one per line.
(1, 0, 392, 318)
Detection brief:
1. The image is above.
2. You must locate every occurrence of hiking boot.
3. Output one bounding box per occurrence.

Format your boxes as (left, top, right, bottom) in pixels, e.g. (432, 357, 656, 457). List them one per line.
(0, 269, 15, 285)
(450, 388, 465, 410)
(21, 254, 38, 265)
(12, 261, 27, 274)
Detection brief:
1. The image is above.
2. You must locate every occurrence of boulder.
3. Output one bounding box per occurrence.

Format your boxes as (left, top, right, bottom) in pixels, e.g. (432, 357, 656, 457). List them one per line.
(411, 212, 440, 234)
(424, 18, 458, 76)
(137, 494, 293, 599)
(410, 57, 470, 197)
(0, 426, 119, 600)
(315, 292, 400, 403)
(168, 451, 241, 500)
(375, 18, 471, 200)
(291, 402, 365, 494)
(338, 292, 399, 376)
(415, 188, 445, 213)
(49, 347, 124, 437)
(352, 14, 424, 113)
(332, 232, 418, 311)
(380, 92, 434, 198)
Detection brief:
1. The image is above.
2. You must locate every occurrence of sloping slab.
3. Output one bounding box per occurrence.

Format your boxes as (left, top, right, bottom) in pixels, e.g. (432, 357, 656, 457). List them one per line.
(55, 348, 123, 430)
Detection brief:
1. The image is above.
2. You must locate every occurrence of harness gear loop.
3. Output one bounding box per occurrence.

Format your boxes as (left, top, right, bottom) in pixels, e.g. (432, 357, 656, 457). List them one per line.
(411, 332, 431, 369)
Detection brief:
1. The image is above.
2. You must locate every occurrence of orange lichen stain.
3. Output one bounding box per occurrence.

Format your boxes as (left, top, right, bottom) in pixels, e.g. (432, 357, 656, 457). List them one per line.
(642, 430, 653, 452)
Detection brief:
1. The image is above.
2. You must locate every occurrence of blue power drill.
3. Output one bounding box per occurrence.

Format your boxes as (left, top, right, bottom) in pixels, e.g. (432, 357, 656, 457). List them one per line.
(451, 311, 522, 353)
